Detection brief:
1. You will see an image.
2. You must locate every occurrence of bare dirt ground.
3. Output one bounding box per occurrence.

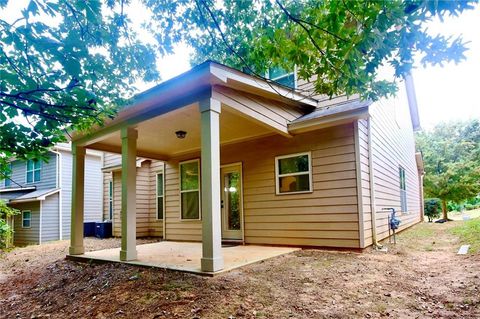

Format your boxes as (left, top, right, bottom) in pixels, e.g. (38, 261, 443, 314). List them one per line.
(0, 222, 479, 319)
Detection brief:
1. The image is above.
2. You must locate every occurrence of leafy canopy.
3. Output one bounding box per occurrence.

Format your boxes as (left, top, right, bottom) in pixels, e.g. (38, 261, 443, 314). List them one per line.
(0, 0, 477, 170)
(416, 120, 480, 204)
(146, 0, 476, 100)
(0, 0, 158, 171)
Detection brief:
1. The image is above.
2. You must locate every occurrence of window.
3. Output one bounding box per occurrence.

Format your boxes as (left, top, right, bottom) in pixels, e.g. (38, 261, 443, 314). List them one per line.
(4, 162, 12, 187)
(268, 66, 296, 89)
(156, 172, 164, 220)
(399, 166, 407, 212)
(26, 160, 41, 183)
(180, 160, 200, 220)
(275, 152, 312, 194)
(108, 180, 113, 220)
(22, 211, 31, 228)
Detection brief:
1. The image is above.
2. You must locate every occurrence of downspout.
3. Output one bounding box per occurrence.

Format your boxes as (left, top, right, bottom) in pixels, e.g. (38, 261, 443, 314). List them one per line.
(52, 149, 63, 240)
(367, 116, 382, 249)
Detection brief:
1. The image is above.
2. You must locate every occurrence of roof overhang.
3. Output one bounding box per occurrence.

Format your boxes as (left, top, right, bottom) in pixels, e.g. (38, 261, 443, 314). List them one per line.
(8, 188, 60, 204)
(288, 100, 371, 134)
(70, 61, 316, 148)
(0, 186, 36, 193)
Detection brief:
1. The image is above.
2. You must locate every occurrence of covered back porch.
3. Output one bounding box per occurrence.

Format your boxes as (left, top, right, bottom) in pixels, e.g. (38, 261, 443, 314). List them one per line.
(68, 61, 315, 273)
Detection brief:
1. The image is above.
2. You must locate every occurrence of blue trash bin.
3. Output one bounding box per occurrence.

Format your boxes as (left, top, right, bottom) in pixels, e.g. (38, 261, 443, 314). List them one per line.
(95, 221, 112, 239)
(84, 222, 96, 237)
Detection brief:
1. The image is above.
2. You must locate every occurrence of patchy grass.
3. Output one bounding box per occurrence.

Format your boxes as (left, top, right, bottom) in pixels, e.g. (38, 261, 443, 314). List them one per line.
(450, 208, 480, 220)
(1, 225, 479, 318)
(450, 218, 480, 253)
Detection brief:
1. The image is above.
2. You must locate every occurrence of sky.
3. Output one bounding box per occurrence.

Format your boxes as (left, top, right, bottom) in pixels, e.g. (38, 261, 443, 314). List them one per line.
(2, 1, 479, 130)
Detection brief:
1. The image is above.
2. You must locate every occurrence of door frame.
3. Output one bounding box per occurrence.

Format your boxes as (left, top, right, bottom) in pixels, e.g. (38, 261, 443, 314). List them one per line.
(220, 162, 245, 242)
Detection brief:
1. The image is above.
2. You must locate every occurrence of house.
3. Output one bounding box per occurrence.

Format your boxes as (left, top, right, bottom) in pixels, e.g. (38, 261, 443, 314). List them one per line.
(0, 144, 103, 245)
(68, 61, 424, 273)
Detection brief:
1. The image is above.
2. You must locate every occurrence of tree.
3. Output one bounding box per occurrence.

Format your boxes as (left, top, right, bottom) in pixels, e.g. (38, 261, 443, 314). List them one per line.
(146, 0, 476, 100)
(416, 120, 480, 221)
(0, 199, 19, 248)
(1, 0, 477, 171)
(0, 0, 159, 172)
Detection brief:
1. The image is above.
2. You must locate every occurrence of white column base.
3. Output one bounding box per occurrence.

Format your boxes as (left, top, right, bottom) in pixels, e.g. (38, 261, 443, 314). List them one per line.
(120, 249, 137, 261)
(201, 256, 224, 272)
(69, 245, 85, 255)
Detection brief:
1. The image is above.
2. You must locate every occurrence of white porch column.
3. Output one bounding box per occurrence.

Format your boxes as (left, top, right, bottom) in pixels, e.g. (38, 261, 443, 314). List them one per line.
(69, 144, 85, 255)
(199, 98, 224, 272)
(120, 127, 138, 261)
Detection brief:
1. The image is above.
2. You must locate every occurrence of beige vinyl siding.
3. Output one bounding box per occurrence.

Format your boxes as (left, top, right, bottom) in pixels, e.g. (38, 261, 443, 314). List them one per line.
(102, 152, 120, 221)
(213, 86, 303, 135)
(112, 165, 150, 237)
(111, 160, 163, 238)
(368, 82, 421, 241)
(11, 201, 41, 246)
(296, 77, 360, 106)
(148, 160, 164, 237)
(164, 123, 360, 248)
(104, 152, 121, 167)
(356, 119, 374, 247)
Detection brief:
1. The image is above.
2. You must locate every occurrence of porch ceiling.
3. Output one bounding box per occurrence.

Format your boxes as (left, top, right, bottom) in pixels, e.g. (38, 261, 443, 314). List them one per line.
(88, 103, 275, 160)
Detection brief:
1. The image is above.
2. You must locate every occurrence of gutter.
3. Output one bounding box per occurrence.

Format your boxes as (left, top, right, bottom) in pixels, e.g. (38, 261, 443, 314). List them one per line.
(0, 186, 36, 193)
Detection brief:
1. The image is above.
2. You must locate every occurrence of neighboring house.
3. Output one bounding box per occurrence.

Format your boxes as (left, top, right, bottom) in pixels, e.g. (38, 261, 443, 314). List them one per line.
(0, 144, 103, 245)
(69, 61, 424, 273)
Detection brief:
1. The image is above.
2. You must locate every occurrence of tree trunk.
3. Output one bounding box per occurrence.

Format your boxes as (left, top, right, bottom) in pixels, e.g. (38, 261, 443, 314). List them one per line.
(441, 199, 448, 221)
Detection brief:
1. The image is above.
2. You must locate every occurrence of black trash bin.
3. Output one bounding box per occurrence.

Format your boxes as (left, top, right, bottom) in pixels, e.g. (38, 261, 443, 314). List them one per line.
(84, 222, 96, 237)
(95, 221, 112, 239)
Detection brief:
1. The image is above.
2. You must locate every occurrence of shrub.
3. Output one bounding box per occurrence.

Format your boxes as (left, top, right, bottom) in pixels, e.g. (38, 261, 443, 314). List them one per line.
(424, 198, 442, 222)
(0, 200, 19, 249)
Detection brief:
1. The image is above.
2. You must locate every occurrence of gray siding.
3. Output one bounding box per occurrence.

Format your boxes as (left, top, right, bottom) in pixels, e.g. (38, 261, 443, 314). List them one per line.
(11, 201, 40, 246)
(0, 153, 58, 191)
(41, 193, 60, 242)
(60, 150, 103, 239)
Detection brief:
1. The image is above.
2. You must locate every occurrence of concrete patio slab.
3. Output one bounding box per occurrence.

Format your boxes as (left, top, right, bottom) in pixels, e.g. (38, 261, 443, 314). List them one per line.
(67, 241, 299, 276)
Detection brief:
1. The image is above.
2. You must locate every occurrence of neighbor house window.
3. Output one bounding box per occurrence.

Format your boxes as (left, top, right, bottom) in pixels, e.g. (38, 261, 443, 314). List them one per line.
(156, 172, 164, 220)
(399, 166, 407, 212)
(26, 160, 41, 183)
(180, 160, 200, 220)
(268, 66, 296, 89)
(22, 211, 31, 228)
(108, 180, 113, 220)
(4, 162, 12, 187)
(275, 152, 312, 194)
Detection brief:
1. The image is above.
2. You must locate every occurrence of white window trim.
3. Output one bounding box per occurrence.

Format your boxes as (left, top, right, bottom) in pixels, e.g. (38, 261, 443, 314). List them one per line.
(22, 210, 32, 228)
(268, 65, 297, 89)
(108, 180, 114, 220)
(179, 159, 201, 221)
(25, 160, 41, 184)
(156, 171, 165, 220)
(275, 151, 313, 195)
